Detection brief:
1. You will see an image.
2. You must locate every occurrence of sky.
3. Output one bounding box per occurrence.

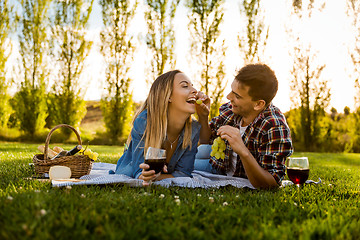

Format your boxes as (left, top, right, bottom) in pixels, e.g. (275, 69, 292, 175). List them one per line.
(8, 0, 356, 113)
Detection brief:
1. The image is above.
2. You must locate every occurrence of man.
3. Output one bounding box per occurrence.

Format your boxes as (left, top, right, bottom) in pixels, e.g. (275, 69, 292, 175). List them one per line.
(195, 63, 293, 189)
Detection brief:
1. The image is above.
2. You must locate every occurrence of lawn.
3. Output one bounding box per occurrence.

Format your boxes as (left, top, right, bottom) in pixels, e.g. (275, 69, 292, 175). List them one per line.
(0, 142, 359, 240)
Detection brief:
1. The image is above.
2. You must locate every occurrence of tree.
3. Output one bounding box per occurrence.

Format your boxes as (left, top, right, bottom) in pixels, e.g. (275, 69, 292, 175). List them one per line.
(347, 0, 360, 109)
(186, 0, 227, 118)
(238, 0, 269, 64)
(47, 0, 93, 132)
(144, 0, 179, 84)
(346, 0, 360, 152)
(0, 0, 15, 129)
(288, 0, 330, 151)
(99, 0, 137, 143)
(12, 0, 51, 136)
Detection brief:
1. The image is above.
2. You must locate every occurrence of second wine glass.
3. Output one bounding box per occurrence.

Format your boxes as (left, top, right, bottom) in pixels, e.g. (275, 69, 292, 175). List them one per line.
(286, 157, 310, 187)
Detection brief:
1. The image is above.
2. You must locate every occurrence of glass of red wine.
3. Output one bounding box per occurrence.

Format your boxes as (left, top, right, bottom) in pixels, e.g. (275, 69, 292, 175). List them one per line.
(286, 157, 310, 187)
(145, 147, 166, 174)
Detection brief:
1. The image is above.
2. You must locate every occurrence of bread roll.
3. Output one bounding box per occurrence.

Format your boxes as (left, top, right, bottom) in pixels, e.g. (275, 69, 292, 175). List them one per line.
(37, 145, 57, 158)
(53, 146, 64, 153)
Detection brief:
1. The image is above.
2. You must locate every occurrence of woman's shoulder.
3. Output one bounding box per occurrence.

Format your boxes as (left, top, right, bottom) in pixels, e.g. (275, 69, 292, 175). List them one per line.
(137, 109, 147, 118)
(133, 110, 147, 132)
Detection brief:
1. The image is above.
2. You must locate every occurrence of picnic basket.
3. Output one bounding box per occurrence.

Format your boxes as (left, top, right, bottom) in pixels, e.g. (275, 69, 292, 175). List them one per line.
(33, 124, 93, 178)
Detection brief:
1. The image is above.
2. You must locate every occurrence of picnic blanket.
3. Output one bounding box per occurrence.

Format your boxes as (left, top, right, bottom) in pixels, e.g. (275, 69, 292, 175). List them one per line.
(52, 162, 321, 188)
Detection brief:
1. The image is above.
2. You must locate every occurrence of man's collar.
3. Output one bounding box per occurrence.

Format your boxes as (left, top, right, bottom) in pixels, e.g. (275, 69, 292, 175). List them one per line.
(233, 103, 273, 127)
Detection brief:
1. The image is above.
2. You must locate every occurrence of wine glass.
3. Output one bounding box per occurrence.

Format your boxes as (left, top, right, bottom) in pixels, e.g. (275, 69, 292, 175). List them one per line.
(286, 157, 310, 187)
(145, 147, 166, 174)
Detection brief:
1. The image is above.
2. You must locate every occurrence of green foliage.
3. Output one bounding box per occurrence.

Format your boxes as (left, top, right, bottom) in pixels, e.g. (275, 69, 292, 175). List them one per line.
(289, 48, 330, 151)
(347, 0, 360, 109)
(1, 144, 360, 239)
(14, 0, 51, 136)
(286, 107, 360, 153)
(11, 85, 48, 136)
(288, 2, 330, 152)
(46, 92, 87, 130)
(0, 0, 15, 129)
(0, 93, 12, 129)
(238, 0, 269, 64)
(144, 0, 179, 84)
(186, 0, 227, 119)
(99, 0, 137, 144)
(101, 97, 134, 144)
(209, 41, 226, 117)
(47, 0, 93, 132)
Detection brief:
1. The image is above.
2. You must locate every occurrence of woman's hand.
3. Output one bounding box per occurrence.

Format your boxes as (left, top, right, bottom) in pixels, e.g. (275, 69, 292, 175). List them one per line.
(195, 91, 210, 121)
(139, 163, 168, 186)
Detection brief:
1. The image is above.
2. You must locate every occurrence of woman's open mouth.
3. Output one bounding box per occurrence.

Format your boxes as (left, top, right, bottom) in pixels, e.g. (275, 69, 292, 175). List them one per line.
(186, 97, 196, 104)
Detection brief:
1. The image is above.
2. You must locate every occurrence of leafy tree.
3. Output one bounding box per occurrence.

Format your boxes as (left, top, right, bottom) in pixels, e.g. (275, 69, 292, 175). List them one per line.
(238, 0, 269, 64)
(186, 0, 227, 118)
(288, 0, 330, 151)
(344, 106, 350, 116)
(0, 0, 15, 128)
(348, 0, 360, 108)
(145, 0, 179, 84)
(289, 45, 331, 151)
(47, 0, 93, 132)
(346, 0, 360, 151)
(99, 0, 137, 143)
(12, 0, 51, 136)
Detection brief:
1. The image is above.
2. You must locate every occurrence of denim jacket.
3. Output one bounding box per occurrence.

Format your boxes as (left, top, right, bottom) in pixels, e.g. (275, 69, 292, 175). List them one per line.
(112, 110, 201, 178)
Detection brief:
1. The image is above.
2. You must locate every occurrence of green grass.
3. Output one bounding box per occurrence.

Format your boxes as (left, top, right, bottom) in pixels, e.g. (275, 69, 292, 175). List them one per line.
(1, 142, 359, 240)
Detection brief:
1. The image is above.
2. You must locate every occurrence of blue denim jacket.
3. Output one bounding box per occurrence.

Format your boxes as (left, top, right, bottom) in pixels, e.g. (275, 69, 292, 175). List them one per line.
(112, 110, 201, 178)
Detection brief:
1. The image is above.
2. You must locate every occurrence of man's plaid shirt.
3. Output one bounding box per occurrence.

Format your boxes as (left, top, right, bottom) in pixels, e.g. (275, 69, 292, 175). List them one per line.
(209, 102, 293, 184)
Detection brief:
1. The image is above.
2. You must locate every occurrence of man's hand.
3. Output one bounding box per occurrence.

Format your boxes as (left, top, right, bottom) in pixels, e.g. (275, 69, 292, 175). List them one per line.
(217, 125, 247, 157)
(217, 125, 278, 189)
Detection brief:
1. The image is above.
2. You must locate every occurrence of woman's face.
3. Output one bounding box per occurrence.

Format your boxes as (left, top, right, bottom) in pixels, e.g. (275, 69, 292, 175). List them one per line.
(169, 73, 197, 115)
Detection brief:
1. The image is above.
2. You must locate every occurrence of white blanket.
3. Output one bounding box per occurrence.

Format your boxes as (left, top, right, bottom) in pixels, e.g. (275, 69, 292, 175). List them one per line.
(52, 162, 321, 188)
(52, 162, 256, 189)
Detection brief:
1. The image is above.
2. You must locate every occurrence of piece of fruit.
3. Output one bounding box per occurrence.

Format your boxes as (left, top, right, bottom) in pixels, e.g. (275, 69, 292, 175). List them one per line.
(84, 149, 92, 156)
(91, 152, 99, 161)
(196, 99, 203, 105)
(210, 137, 226, 160)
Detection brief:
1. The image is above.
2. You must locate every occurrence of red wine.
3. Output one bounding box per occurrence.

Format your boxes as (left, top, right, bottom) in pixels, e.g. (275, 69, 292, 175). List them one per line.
(287, 168, 310, 185)
(145, 158, 166, 174)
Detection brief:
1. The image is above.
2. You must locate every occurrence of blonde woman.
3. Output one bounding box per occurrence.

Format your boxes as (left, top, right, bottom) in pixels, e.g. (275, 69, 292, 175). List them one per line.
(112, 70, 201, 185)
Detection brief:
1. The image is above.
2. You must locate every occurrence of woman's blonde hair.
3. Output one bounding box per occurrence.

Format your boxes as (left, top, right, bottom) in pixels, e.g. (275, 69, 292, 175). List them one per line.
(127, 70, 193, 156)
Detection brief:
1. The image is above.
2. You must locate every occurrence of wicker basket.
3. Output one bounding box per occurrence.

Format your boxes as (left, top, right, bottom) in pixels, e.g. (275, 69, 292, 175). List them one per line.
(33, 124, 93, 178)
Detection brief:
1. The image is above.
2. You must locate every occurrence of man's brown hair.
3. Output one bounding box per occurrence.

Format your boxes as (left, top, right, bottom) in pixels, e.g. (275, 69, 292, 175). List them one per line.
(234, 63, 278, 106)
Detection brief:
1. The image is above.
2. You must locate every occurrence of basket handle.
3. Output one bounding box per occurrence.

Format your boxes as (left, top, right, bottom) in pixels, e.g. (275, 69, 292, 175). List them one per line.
(44, 124, 82, 160)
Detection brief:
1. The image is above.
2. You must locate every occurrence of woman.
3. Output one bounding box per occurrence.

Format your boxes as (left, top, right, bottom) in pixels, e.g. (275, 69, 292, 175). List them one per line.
(112, 70, 201, 185)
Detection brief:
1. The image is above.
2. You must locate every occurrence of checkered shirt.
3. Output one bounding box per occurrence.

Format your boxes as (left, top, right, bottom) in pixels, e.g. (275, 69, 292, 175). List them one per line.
(209, 102, 293, 184)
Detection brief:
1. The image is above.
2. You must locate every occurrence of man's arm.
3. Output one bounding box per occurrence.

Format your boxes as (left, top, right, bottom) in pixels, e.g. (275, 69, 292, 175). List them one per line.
(234, 148, 278, 189)
(217, 125, 278, 189)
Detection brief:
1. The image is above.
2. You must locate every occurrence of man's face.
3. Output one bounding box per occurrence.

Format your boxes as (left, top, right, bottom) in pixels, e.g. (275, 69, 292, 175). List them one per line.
(226, 80, 258, 117)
